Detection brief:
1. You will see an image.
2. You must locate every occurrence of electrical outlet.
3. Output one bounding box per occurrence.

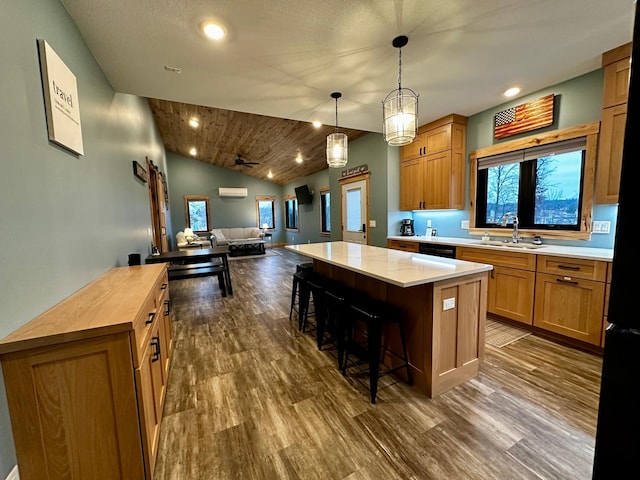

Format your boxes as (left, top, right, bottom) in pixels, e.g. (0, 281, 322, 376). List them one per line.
(427, 219, 432, 227)
(461, 220, 469, 229)
(369, 220, 376, 227)
(592, 221, 611, 234)
(443, 298, 456, 311)
(147, 228, 152, 236)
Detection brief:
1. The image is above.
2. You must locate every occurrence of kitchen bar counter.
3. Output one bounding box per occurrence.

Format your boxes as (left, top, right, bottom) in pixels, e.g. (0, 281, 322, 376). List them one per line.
(286, 241, 492, 287)
(286, 241, 491, 397)
(388, 235, 614, 261)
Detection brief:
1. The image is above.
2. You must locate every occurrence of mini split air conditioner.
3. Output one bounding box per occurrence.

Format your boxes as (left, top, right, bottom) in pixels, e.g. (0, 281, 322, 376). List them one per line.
(218, 187, 248, 198)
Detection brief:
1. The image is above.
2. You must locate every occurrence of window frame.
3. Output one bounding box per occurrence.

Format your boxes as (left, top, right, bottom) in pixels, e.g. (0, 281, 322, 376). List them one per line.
(319, 186, 331, 236)
(183, 195, 212, 235)
(256, 195, 276, 230)
(469, 122, 599, 241)
(284, 194, 299, 231)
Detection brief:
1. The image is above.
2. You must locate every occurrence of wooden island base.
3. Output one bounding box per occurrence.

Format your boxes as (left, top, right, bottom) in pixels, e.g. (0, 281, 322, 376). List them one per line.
(314, 261, 488, 398)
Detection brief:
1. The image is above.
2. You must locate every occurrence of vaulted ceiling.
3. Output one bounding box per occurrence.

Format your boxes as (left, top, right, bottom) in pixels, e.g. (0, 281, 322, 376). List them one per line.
(61, 0, 634, 184)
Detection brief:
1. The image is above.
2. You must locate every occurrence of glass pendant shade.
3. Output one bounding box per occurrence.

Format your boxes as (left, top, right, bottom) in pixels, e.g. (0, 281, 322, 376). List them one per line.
(382, 88, 418, 146)
(326, 91, 348, 168)
(326, 132, 348, 168)
(382, 35, 419, 146)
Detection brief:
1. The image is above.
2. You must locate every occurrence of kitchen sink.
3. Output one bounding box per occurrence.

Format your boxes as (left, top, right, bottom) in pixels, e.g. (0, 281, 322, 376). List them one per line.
(474, 240, 545, 249)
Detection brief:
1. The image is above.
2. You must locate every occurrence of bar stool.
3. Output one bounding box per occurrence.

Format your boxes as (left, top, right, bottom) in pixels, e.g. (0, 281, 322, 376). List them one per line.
(302, 275, 330, 341)
(289, 269, 315, 326)
(342, 299, 412, 404)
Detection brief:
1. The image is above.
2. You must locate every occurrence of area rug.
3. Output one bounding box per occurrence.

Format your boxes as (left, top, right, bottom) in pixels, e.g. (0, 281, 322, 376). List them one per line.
(227, 249, 279, 261)
(486, 318, 531, 348)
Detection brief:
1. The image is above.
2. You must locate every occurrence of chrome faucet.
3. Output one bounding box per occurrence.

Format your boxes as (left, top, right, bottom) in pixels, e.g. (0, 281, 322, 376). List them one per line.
(501, 213, 519, 243)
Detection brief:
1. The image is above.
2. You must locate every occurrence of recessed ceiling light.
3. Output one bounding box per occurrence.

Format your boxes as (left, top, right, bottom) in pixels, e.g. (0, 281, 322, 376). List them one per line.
(312, 121, 322, 128)
(202, 22, 226, 40)
(189, 117, 199, 128)
(504, 87, 521, 97)
(189, 147, 197, 156)
(295, 152, 303, 164)
(267, 170, 273, 179)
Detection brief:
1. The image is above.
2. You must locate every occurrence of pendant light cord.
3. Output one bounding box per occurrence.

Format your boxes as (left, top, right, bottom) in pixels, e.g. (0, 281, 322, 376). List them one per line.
(335, 97, 339, 133)
(398, 47, 402, 90)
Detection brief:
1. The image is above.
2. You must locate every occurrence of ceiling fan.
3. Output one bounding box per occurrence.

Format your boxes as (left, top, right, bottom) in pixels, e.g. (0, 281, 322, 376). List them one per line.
(234, 154, 259, 168)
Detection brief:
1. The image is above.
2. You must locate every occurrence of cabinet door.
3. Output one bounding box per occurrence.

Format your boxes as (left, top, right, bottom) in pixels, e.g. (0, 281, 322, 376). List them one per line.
(602, 57, 630, 108)
(400, 134, 424, 161)
(533, 273, 606, 345)
(424, 151, 451, 209)
(596, 104, 627, 204)
(400, 158, 424, 210)
(488, 266, 535, 325)
(136, 321, 165, 479)
(424, 124, 451, 155)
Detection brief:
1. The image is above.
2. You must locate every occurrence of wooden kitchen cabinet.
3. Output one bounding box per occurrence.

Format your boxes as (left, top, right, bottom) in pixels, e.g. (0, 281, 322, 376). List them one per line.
(596, 42, 631, 204)
(387, 239, 419, 252)
(602, 262, 613, 347)
(0, 264, 172, 480)
(399, 114, 467, 210)
(534, 255, 608, 345)
(456, 246, 536, 325)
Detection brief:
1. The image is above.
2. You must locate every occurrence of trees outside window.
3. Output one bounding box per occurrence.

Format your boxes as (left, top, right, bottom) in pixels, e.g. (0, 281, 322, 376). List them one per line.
(319, 187, 330, 234)
(284, 195, 298, 230)
(256, 196, 276, 229)
(183, 195, 211, 234)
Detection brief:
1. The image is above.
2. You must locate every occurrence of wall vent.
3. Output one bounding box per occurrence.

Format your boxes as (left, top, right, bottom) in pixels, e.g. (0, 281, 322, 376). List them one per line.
(218, 187, 248, 197)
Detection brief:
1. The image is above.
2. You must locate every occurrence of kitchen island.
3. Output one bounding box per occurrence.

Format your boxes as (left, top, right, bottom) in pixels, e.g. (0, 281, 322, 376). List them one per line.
(286, 241, 493, 397)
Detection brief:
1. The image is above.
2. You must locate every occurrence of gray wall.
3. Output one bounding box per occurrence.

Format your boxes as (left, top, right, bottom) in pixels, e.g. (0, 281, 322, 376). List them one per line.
(0, 0, 168, 475)
(283, 170, 330, 245)
(167, 152, 284, 246)
(327, 132, 391, 247)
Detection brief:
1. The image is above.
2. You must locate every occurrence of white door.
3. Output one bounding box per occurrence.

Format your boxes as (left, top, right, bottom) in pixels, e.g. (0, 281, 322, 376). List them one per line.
(341, 179, 368, 244)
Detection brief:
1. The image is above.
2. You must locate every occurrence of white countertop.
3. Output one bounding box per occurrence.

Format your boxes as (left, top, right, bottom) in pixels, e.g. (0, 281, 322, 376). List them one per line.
(388, 235, 614, 262)
(286, 241, 492, 288)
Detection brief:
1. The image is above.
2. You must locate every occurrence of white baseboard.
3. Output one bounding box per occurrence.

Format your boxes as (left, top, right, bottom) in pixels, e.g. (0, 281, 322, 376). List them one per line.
(5, 465, 18, 480)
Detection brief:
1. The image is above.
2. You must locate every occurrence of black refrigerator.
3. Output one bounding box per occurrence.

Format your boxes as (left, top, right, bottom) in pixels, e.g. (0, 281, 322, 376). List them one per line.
(592, 4, 640, 479)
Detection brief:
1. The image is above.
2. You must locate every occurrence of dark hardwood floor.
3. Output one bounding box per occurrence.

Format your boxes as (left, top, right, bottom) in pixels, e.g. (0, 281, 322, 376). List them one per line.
(154, 247, 602, 480)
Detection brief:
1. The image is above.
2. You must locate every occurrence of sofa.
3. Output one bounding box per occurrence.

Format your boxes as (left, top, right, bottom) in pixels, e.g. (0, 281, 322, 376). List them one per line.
(175, 230, 209, 248)
(209, 227, 264, 247)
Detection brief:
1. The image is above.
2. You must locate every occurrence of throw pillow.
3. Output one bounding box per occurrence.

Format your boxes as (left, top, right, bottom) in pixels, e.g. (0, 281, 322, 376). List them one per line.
(211, 229, 225, 240)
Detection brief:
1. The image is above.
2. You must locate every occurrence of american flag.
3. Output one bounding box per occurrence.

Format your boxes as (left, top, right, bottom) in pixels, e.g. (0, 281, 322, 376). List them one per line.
(494, 94, 554, 139)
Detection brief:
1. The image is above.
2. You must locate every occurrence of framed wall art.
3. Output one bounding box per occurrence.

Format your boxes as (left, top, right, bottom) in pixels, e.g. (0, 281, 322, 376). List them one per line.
(37, 39, 84, 155)
(133, 160, 148, 183)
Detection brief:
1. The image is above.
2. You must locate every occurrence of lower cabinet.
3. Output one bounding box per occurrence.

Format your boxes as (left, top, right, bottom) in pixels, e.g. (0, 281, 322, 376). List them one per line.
(457, 246, 536, 325)
(0, 264, 172, 480)
(533, 273, 606, 345)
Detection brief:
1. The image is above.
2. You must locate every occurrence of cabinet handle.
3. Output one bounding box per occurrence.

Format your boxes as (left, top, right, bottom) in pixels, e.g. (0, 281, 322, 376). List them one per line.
(558, 265, 580, 271)
(556, 278, 579, 285)
(160, 283, 168, 290)
(145, 312, 156, 325)
(151, 336, 161, 362)
(490, 270, 495, 279)
(164, 299, 171, 316)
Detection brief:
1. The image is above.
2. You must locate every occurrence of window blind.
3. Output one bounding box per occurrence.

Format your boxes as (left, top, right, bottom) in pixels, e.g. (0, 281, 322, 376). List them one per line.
(478, 137, 587, 170)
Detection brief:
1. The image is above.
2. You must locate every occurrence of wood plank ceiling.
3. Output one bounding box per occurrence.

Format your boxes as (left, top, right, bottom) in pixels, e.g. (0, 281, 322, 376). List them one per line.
(148, 99, 371, 185)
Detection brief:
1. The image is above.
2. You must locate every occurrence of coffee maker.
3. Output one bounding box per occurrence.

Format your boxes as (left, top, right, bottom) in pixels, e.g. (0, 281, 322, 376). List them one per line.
(400, 219, 415, 236)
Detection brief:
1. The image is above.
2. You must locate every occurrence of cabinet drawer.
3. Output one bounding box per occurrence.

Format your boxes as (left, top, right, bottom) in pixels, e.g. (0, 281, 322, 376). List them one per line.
(536, 255, 607, 282)
(133, 293, 159, 367)
(457, 246, 536, 271)
(533, 272, 605, 345)
(387, 240, 419, 253)
(153, 271, 169, 308)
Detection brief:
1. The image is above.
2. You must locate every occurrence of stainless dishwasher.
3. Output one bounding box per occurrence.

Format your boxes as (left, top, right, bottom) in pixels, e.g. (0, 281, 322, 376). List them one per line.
(418, 242, 457, 258)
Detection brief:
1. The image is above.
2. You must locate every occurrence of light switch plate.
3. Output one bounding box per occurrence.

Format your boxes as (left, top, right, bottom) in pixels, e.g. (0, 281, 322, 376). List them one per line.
(369, 220, 376, 228)
(592, 221, 611, 234)
(461, 220, 469, 229)
(443, 298, 456, 311)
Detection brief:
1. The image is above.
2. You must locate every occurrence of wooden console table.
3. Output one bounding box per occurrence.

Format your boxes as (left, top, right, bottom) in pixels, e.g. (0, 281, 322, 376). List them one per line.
(145, 246, 233, 295)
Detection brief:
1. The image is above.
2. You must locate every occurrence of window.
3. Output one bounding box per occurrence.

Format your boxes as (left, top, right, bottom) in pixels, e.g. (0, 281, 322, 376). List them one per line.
(470, 122, 598, 240)
(284, 195, 298, 230)
(319, 187, 330, 234)
(183, 195, 211, 234)
(256, 195, 276, 229)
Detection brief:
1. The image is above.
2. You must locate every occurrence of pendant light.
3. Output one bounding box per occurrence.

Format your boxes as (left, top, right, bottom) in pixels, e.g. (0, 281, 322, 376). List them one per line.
(326, 92, 348, 168)
(382, 35, 419, 146)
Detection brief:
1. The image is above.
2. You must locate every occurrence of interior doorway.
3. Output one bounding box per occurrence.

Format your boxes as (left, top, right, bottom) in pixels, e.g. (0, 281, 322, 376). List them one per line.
(147, 157, 169, 253)
(340, 174, 369, 244)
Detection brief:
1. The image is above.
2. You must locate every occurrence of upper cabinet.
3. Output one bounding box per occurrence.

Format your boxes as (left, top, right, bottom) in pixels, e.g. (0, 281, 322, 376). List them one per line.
(399, 114, 467, 210)
(596, 42, 631, 204)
